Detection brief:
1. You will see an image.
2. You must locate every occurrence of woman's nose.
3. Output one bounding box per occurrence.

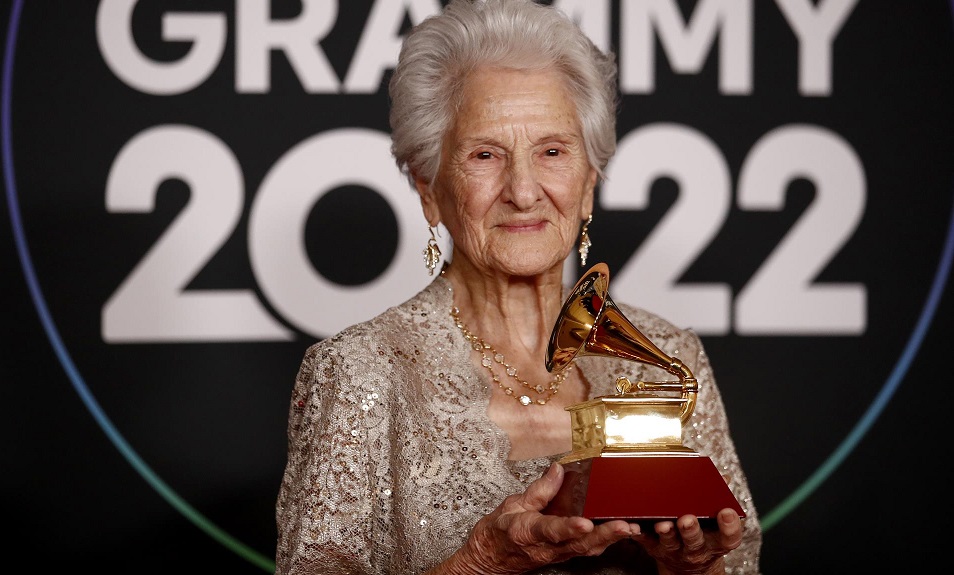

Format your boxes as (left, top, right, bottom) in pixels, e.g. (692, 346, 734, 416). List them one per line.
(504, 156, 541, 209)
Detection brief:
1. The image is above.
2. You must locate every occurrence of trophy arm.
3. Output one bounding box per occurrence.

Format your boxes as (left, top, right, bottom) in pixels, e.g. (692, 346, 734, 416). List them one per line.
(671, 359, 698, 424)
(616, 358, 698, 424)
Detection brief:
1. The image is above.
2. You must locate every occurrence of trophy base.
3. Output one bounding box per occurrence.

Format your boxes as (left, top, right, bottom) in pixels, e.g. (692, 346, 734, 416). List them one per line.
(544, 454, 746, 527)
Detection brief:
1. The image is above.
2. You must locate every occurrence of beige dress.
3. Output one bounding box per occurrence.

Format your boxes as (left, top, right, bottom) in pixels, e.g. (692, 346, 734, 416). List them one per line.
(274, 276, 762, 574)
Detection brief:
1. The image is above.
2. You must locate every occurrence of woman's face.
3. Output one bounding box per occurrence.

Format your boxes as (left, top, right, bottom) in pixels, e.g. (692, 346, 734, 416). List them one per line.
(417, 66, 597, 278)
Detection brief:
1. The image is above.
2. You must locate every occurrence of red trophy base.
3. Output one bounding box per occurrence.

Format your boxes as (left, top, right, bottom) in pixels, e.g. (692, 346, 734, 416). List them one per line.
(544, 455, 746, 527)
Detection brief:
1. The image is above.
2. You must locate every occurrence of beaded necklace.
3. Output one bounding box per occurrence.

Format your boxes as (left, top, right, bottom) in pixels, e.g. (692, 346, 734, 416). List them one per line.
(450, 306, 571, 406)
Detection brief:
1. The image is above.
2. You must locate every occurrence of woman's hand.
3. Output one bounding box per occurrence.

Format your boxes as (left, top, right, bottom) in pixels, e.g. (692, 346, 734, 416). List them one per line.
(432, 463, 639, 575)
(631, 508, 744, 575)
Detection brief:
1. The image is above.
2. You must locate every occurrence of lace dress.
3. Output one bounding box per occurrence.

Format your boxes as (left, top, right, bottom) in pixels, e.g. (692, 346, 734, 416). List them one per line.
(274, 276, 762, 574)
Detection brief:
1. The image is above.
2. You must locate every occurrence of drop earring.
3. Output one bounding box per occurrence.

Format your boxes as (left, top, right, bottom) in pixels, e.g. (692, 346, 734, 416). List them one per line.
(578, 214, 593, 267)
(423, 225, 442, 275)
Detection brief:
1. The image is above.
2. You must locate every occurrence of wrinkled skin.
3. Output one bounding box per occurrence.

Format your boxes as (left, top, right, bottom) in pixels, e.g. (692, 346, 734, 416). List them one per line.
(634, 508, 744, 575)
(416, 66, 596, 281)
(428, 464, 743, 575)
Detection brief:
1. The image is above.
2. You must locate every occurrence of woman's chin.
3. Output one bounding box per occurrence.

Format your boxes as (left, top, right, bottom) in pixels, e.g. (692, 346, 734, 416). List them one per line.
(489, 253, 567, 278)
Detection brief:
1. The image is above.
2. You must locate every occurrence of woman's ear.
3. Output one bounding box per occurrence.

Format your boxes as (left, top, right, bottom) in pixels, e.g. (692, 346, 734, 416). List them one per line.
(581, 167, 597, 219)
(414, 171, 440, 225)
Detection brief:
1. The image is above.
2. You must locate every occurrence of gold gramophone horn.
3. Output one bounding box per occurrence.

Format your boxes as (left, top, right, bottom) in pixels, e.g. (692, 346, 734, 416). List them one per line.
(546, 262, 698, 424)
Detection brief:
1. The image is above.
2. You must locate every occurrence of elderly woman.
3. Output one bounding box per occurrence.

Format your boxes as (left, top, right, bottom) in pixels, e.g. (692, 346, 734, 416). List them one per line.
(274, 1, 761, 574)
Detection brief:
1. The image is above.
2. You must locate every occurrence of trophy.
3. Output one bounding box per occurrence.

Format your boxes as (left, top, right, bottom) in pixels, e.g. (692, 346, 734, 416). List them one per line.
(543, 263, 745, 526)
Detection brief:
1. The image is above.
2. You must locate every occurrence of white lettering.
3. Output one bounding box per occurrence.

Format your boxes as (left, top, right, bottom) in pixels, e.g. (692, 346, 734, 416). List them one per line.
(775, 0, 858, 96)
(735, 125, 866, 333)
(236, 0, 339, 93)
(103, 125, 292, 341)
(553, 0, 612, 54)
(248, 129, 437, 338)
(603, 124, 733, 333)
(96, 0, 226, 95)
(620, 0, 752, 94)
(344, 0, 442, 93)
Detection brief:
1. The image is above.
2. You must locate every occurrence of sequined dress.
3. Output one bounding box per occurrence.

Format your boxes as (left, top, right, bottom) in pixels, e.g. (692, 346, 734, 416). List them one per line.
(274, 276, 762, 574)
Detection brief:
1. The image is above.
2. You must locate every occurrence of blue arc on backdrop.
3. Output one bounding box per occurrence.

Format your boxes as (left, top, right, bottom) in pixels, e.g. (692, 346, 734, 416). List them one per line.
(2, 0, 953, 568)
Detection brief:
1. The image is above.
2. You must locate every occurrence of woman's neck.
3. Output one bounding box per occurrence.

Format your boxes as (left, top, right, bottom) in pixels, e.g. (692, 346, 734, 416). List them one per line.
(442, 258, 566, 357)
(441, 258, 587, 459)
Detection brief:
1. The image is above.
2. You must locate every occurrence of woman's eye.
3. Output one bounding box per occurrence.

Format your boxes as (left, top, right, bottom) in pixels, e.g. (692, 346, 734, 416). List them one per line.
(545, 148, 560, 156)
(475, 151, 493, 160)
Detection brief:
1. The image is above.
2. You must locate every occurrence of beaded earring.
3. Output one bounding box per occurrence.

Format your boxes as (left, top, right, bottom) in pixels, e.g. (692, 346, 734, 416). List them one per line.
(423, 225, 442, 275)
(578, 215, 593, 266)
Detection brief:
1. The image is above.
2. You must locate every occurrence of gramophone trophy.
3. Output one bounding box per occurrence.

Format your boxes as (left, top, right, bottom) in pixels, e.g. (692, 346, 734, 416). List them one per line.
(543, 263, 745, 525)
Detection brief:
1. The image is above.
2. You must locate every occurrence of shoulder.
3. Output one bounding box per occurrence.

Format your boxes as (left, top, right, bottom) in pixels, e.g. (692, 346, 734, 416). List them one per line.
(307, 277, 452, 352)
(288, 278, 454, 428)
(297, 277, 454, 381)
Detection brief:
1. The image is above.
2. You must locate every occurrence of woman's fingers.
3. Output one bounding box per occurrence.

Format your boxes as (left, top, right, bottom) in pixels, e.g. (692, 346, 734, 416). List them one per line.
(673, 514, 719, 569)
(518, 462, 564, 512)
(676, 516, 708, 555)
(459, 463, 644, 572)
(716, 508, 744, 550)
(522, 513, 592, 550)
(629, 509, 744, 573)
(653, 520, 682, 553)
(518, 464, 638, 546)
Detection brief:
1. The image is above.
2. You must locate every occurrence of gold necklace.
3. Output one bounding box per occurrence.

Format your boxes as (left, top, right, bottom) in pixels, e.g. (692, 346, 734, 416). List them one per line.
(450, 306, 571, 406)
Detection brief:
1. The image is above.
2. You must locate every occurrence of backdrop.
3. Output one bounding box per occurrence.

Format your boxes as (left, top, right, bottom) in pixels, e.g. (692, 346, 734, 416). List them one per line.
(3, 1, 952, 573)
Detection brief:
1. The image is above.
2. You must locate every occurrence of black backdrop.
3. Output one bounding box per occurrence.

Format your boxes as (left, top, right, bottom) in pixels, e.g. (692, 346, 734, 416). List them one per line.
(3, 1, 953, 573)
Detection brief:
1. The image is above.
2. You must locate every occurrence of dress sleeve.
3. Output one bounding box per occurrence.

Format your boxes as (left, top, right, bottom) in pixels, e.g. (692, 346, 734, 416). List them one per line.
(681, 331, 763, 575)
(274, 340, 391, 575)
